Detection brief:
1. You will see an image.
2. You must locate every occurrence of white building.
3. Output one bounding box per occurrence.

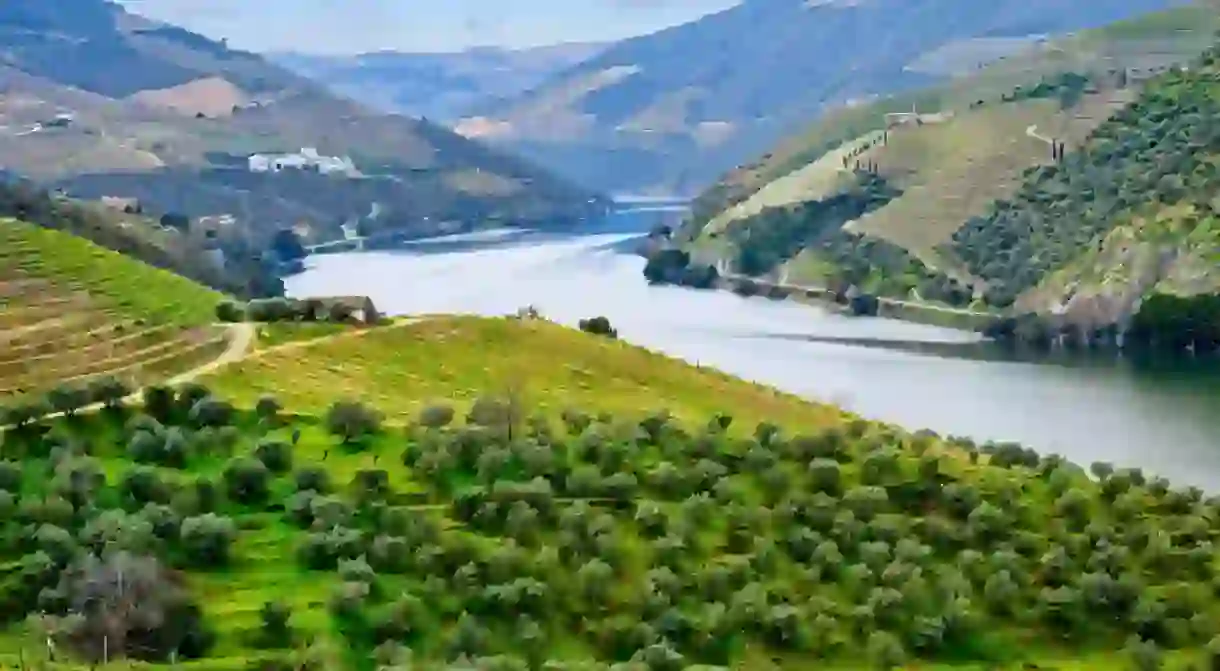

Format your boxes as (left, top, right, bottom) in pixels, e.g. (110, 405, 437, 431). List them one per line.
(248, 147, 356, 175)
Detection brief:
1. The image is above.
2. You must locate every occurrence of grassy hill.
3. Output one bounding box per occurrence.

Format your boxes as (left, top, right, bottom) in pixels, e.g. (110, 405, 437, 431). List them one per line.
(0, 218, 231, 400)
(465, 0, 1187, 195)
(202, 315, 844, 430)
(0, 0, 605, 245)
(0, 312, 1219, 668)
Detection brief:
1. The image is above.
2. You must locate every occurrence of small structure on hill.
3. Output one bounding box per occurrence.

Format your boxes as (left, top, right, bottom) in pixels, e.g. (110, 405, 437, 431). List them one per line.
(300, 295, 382, 324)
(248, 147, 357, 176)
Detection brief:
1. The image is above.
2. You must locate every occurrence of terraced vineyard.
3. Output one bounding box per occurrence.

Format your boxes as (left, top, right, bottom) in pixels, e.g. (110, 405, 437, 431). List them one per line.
(0, 219, 230, 400)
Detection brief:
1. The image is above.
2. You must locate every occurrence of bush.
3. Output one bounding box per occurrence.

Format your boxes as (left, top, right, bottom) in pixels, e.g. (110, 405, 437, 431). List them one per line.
(190, 396, 235, 428)
(87, 376, 130, 410)
(259, 601, 293, 649)
(46, 383, 90, 418)
(255, 439, 294, 474)
(294, 466, 331, 494)
(142, 385, 176, 424)
(46, 552, 214, 662)
(215, 300, 245, 323)
(325, 400, 382, 444)
(223, 458, 271, 505)
(578, 316, 618, 339)
(256, 395, 283, 424)
(417, 403, 455, 428)
(180, 514, 237, 567)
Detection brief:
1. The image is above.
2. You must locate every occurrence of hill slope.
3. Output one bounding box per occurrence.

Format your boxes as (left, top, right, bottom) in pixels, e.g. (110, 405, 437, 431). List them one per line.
(271, 43, 606, 122)
(0, 314, 1218, 668)
(463, 0, 1190, 195)
(671, 1, 1220, 308)
(0, 0, 605, 245)
(0, 217, 232, 400)
(0, 178, 285, 298)
(950, 43, 1220, 346)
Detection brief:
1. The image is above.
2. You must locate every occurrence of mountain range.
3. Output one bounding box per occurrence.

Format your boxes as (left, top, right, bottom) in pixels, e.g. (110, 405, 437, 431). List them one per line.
(270, 43, 606, 122)
(0, 0, 605, 249)
(446, 0, 1192, 195)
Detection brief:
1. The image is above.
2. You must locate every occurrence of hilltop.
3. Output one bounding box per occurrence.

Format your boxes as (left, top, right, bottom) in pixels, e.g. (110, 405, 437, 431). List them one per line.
(0, 0, 606, 247)
(460, 0, 1187, 195)
(672, 1, 1220, 315)
(271, 43, 607, 122)
(1, 307, 1219, 668)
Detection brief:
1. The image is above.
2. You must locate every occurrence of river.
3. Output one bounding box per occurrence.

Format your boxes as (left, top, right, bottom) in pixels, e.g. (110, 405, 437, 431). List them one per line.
(286, 207, 1220, 491)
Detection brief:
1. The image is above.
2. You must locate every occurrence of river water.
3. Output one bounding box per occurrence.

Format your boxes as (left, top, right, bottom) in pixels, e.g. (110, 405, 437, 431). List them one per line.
(286, 208, 1220, 490)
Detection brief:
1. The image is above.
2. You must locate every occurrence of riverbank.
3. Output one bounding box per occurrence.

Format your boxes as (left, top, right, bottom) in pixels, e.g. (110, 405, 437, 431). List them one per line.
(285, 218, 1220, 491)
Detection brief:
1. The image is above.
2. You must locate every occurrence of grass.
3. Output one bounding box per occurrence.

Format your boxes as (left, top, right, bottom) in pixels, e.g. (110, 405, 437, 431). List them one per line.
(203, 315, 847, 430)
(251, 322, 354, 350)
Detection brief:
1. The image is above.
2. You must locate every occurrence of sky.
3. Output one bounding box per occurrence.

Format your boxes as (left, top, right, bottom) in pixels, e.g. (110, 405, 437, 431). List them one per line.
(117, 0, 741, 54)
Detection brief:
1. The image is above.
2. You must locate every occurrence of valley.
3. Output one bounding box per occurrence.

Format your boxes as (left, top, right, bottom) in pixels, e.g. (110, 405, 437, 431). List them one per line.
(7, 0, 1220, 669)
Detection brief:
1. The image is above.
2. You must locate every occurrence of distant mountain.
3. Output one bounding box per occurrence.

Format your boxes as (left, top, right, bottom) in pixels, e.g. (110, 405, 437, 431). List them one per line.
(0, 0, 606, 252)
(461, 0, 1192, 195)
(270, 43, 606, 121)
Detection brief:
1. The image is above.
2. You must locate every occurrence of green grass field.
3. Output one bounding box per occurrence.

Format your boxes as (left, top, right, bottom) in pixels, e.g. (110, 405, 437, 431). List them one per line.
(203, 316, 847, 431)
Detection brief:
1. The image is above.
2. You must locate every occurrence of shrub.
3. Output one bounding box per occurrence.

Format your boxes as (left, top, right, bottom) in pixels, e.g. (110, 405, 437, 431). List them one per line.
(142, 385, 175, 422)
(256, 395, 283, 424)
(417, 403, 456, 428)
(180, 514, 238, 567)
(87, 376, 130, 410)
(223, 458, 271, 505)
(294, 466, 331, 494)
(46, 383, 90, 418)
(255, 439, 294, 474)
(190, 396, 235, 428)
(325, 400, 382, 444)
(578, 316, 618, 338)
(259, 601, 293, 649)
(215, 300, 245, 322)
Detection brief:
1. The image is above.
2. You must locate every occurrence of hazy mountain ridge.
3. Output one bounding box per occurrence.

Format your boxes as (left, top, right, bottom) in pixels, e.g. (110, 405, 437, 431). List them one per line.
(270, 42, 606, 121)
(463, 0, 1192, 195)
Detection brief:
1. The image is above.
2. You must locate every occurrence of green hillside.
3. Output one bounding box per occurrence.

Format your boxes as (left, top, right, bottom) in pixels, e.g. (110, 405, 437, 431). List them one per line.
(676, 1, 1220, 309)
(0, 313, 1218, 669)
(0, 218, 233, 400)
(951, 46, 1220, 308)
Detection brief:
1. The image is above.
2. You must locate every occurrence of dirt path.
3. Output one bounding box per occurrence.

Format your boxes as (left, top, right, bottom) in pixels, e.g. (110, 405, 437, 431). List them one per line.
(3, 318, 429, 424)
(1026, 124, 1054, 147)
(165, 322, 256, 385)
